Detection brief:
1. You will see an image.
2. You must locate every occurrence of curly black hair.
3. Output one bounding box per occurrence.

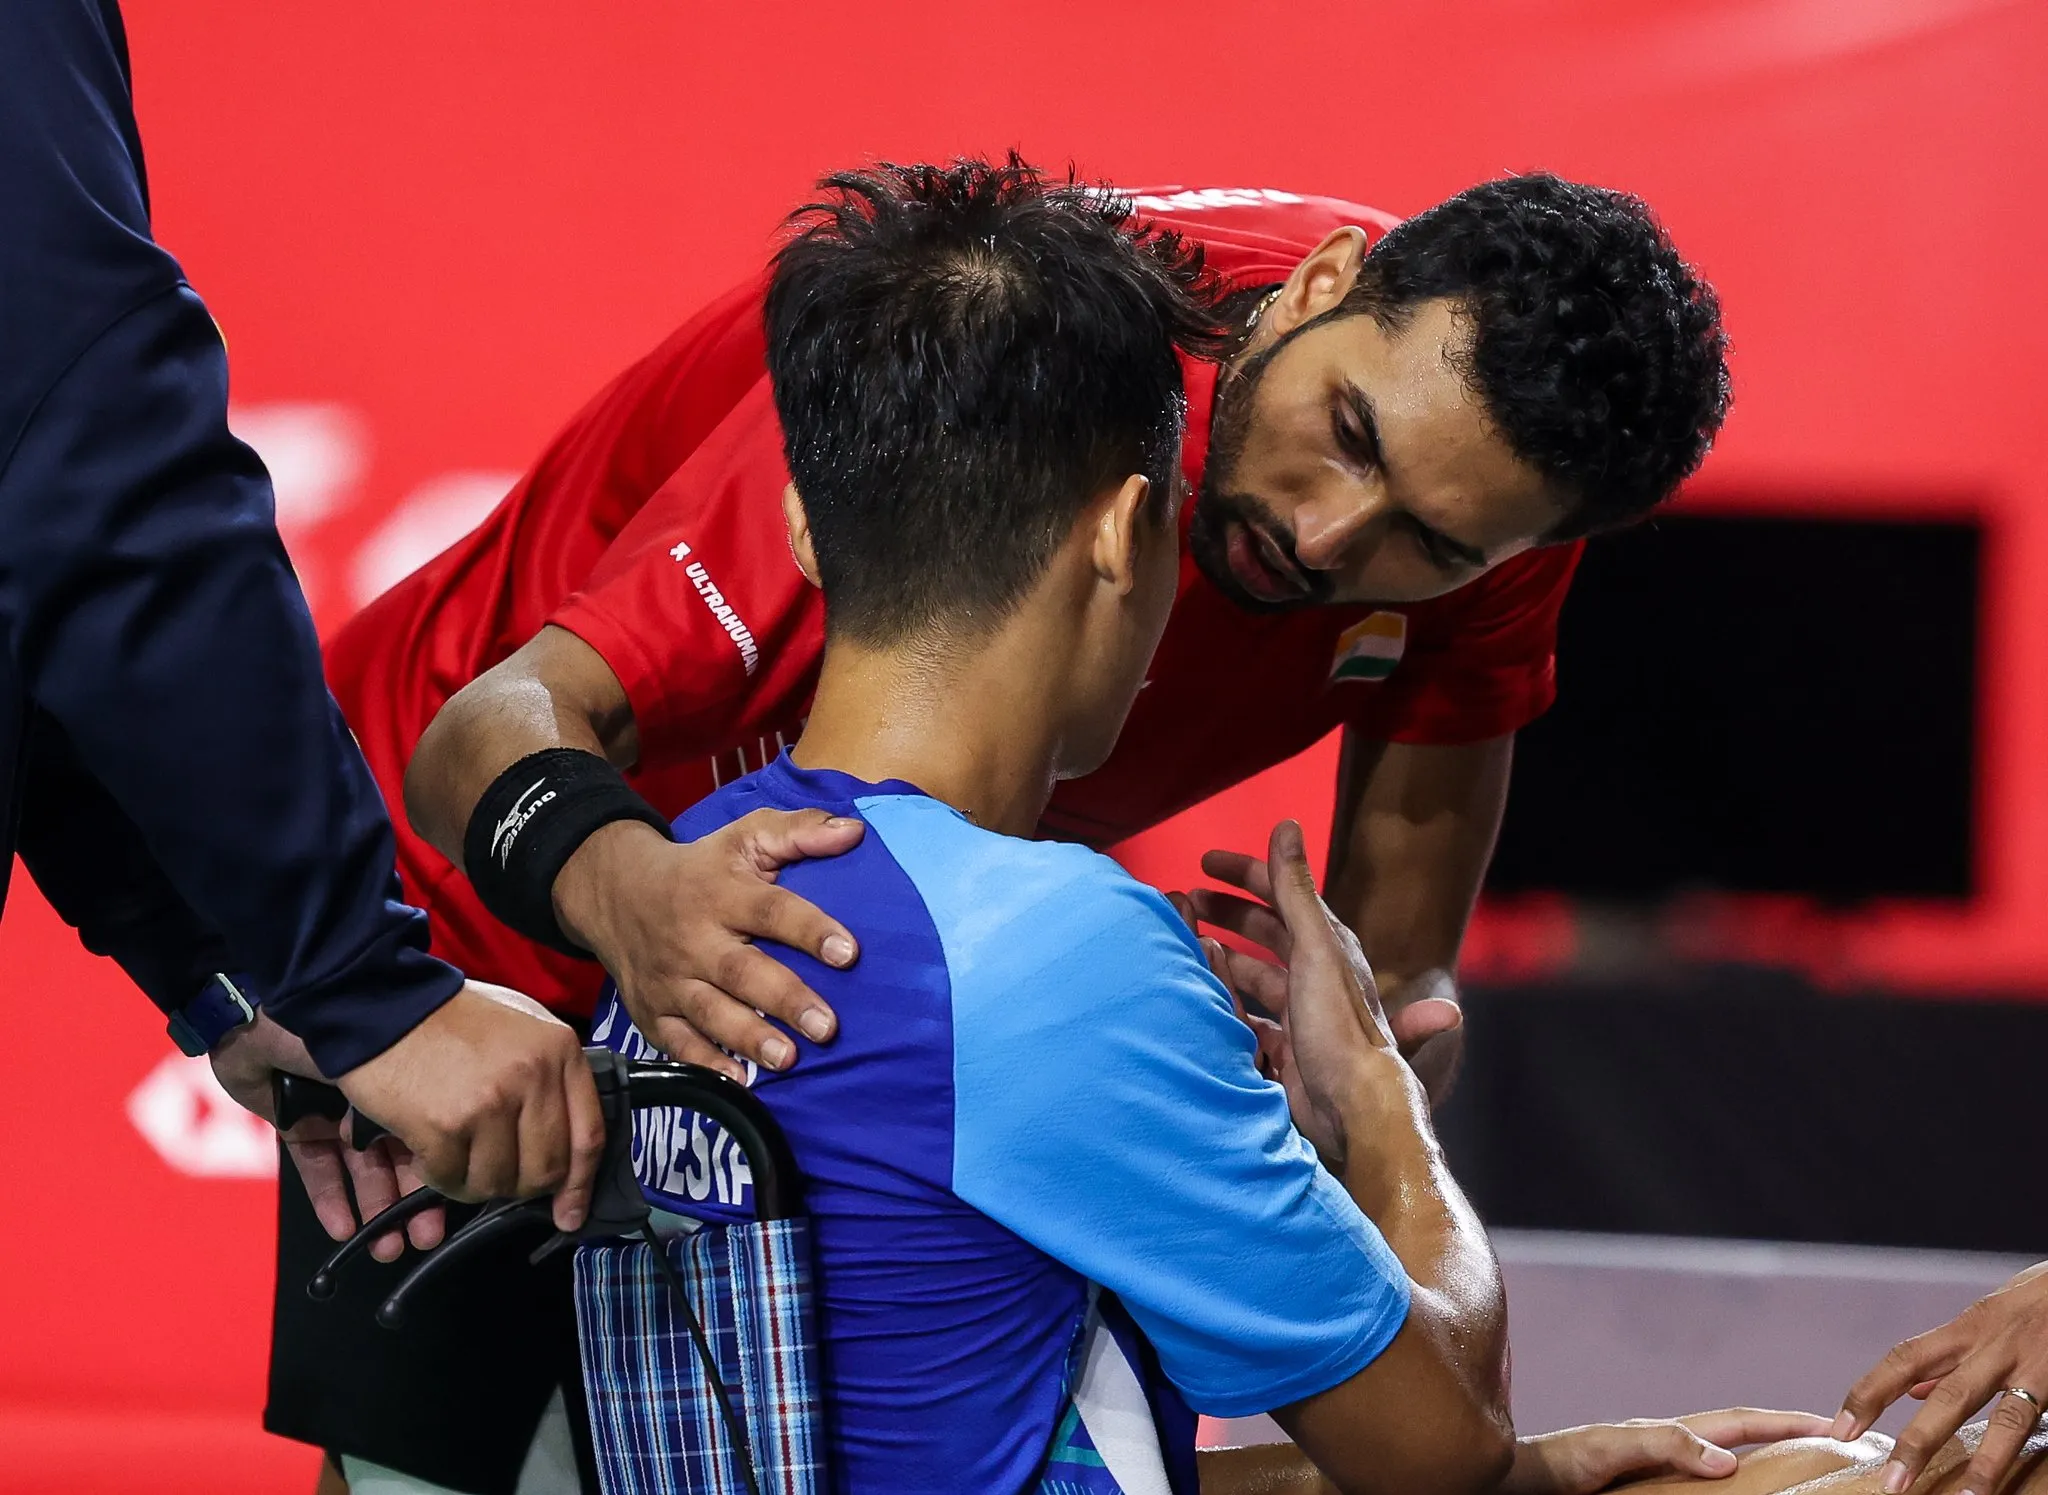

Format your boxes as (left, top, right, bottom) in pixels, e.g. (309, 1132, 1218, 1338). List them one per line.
(765, 155, 1229, 644)
(1345, 173, 1730, 537)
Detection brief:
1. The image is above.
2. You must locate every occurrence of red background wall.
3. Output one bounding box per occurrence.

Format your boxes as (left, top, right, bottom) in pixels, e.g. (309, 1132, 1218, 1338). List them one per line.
(3, 2, 2044, 1489)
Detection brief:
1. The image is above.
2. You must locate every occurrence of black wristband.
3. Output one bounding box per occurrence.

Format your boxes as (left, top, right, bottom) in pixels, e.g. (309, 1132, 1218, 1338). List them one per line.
(462, 748, 673, 959)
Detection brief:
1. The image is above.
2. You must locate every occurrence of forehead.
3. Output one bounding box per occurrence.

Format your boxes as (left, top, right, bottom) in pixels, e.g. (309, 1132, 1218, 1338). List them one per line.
(1287, 297, 1565, 548)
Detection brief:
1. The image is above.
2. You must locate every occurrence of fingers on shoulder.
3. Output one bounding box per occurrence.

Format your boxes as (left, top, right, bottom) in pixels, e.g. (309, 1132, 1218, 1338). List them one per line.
(1890, 1390, 1986, 1484)
(1679, 1409, 1839, 1448)
(729, 805, 864, 865)
(1847, 1334, 1965, 1429)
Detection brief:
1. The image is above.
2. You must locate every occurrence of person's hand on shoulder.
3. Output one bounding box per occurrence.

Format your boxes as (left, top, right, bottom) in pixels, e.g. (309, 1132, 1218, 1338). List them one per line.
(550, 808, 865, 1080)
(1835, 1262, 2048, 1495)
(212, 1013, 447, 1260)
(335, 980, 604, 1231)
(1504, 1409, 1837, 1495)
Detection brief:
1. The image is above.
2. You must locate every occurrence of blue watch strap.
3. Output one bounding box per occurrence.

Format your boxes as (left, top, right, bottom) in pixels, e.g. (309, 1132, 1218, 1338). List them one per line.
(167, 972, 257, 1057)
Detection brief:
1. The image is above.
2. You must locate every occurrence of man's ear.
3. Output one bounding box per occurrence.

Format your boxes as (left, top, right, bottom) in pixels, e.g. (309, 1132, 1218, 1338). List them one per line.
(1090, 474, 1153, 595)
(1269, 226, 1370, 337)
(781, 483, 823, 589)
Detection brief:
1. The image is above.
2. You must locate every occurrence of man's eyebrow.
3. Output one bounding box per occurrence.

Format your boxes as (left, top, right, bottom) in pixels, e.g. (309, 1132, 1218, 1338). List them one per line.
(1342, 382, 1490, 567)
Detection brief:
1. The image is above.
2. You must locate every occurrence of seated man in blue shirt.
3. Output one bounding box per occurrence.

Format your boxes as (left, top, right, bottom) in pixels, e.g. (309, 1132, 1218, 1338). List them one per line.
(578, 157, 1786, 1495)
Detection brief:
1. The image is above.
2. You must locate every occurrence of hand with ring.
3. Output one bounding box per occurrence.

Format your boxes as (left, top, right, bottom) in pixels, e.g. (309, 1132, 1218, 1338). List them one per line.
(1834, 1262, 2048, 1495)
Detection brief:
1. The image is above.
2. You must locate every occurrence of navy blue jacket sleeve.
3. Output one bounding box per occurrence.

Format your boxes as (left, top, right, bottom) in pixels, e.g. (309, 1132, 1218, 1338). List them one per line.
(17, 707, 240, 1013)
(0, 0, 461, 1075)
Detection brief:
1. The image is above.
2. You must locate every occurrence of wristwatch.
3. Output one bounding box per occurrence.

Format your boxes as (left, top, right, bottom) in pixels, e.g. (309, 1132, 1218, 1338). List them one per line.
(166, 971, 257, 1057)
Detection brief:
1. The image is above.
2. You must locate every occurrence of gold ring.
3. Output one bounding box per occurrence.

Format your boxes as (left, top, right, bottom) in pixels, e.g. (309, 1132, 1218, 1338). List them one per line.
(2003, 1386, 2044, 1418)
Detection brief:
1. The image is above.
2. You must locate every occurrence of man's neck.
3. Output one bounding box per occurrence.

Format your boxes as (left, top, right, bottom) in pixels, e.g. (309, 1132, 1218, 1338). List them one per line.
(789, 622, 1076, 839)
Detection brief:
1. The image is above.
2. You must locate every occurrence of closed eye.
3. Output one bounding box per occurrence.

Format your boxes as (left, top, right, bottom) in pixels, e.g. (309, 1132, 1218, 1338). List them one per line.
(1331, 389, 1382, 471)
(1335, 379, 1489, 570)
(1397, 511, 1486, 571)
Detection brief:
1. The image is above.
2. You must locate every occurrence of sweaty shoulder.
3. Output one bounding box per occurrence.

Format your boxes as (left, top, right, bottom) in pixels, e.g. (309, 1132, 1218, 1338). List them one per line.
(1128, 185, 1403, 285)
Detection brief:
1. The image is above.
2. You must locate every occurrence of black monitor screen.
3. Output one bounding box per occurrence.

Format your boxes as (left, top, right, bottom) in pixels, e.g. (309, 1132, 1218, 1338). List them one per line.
(1485, 512, 1979, 901)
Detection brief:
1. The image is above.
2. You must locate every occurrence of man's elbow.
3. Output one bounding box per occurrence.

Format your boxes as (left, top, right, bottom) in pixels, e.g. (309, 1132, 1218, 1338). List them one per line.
(1321, 1410, 1514, 1495)
(1445, 1405, 1518, 1495)
(401, 701, 456, 846)
(1294, 1358, 1516, 1495)
(1396, 1308, 1518, 1495)
(1445, 1327, 1517, 1494)
(403, 682, 491, 858)
(1420, 1262, 1516, 1483)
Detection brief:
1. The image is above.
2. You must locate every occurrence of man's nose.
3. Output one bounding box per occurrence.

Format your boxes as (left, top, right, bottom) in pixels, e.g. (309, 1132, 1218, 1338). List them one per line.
(1293, 492, 1382, 571)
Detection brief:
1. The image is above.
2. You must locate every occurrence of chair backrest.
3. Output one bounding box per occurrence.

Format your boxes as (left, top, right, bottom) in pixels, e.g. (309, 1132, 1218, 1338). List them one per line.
(574, 1060, 824, 1495)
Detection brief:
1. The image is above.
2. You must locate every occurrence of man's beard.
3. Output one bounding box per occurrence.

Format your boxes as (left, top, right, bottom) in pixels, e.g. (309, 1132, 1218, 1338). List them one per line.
(1190, 333, 1335, 616)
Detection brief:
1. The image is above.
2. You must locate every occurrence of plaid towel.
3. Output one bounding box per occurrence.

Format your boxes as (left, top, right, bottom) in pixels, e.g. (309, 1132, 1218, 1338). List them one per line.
(574, 1220, 823, 1495)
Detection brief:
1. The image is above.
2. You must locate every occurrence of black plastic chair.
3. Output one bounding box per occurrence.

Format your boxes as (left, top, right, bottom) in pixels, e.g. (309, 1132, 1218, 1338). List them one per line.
(294, 1050, 821, 1495)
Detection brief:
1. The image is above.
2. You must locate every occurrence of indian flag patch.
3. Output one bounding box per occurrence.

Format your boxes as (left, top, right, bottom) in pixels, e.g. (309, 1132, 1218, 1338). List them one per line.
(1330, 611, 1407, 684)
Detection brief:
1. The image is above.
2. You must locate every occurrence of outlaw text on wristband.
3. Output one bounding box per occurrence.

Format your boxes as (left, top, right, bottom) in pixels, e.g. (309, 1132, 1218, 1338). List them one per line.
(462, 748, 673, 959)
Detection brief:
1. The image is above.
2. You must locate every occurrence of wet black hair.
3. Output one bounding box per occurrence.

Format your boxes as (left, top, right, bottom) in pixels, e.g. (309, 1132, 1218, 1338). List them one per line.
(1341, 172, 1730, 535)
(764, 154, 1228, 642)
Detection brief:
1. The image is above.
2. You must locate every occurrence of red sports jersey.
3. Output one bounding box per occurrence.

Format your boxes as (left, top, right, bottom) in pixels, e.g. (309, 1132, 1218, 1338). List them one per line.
(326, 186, 1582, 1016)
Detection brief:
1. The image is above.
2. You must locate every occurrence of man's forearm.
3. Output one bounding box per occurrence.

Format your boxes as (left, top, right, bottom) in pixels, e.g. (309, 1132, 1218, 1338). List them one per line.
(1237, 821, 1513, 1495)
(1200, 1445, 1337, 1494)
(404, 626, 638, 870)
(1335, 1065, 1512, 1421)
(404, 627, 671, 961)
(1324, 735, 1511, 985)
(1323, 734, 1514, 1101)
(407, 673, 600, 867)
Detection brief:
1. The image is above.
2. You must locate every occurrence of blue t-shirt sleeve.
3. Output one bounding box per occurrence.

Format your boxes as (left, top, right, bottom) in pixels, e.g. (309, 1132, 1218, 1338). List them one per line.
(863, 799, 1411, 1420)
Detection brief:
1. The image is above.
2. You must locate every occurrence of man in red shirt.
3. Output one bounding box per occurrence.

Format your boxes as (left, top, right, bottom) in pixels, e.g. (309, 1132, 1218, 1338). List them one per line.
(287, 163, 1728, 1492)
(345, 174, 1723, 1071)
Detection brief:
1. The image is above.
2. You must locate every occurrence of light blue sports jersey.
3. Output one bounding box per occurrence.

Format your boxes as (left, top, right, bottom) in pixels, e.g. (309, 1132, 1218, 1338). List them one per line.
(587, 753, 1411, 1493)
